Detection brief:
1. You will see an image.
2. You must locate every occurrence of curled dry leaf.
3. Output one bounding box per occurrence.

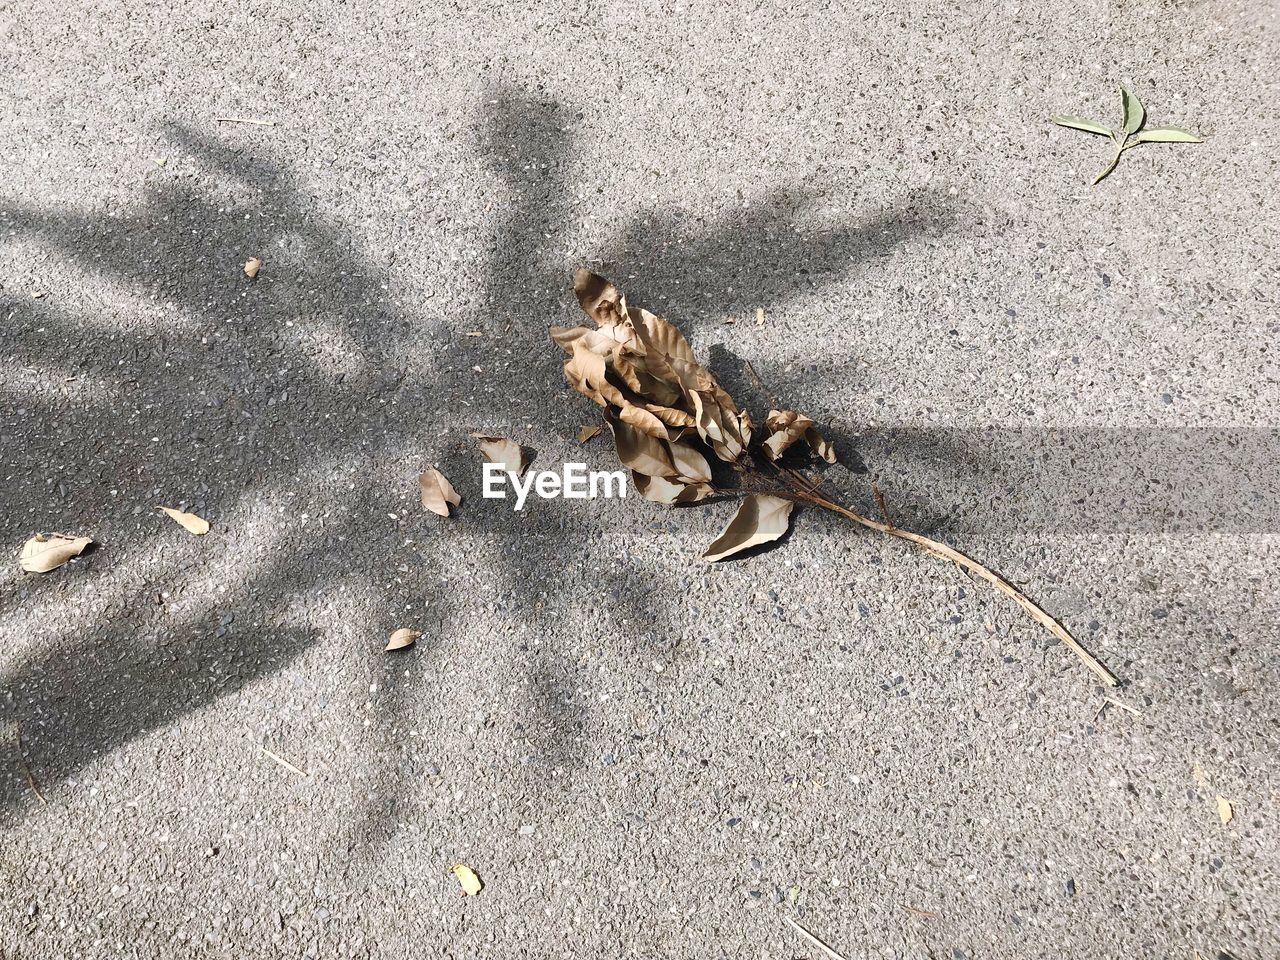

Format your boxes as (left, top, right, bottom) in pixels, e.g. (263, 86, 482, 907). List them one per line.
(576, 424, 601, 444)
(19, 533, 93, 573)
(451, 863, 483, 896)
(157, 505, 211, 536)
(703, 494, 794, 562)
(419, 467, 461, 517)
(244, 257, 262, 279)
(473, 435, 527, 477)
(386, 627, 421, 651)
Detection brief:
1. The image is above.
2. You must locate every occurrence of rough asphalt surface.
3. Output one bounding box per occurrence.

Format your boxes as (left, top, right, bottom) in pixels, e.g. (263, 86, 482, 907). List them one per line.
(2, 2, 1278, 957)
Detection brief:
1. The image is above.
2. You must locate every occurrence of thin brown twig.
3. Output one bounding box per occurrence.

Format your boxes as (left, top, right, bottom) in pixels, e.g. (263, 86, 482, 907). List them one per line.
(742, 359, 779, 409)
(793, 486, 1118, 687)
(15, 723, 47, 806)
(903, 905, 942, 921)
(872, 484, 894, 529)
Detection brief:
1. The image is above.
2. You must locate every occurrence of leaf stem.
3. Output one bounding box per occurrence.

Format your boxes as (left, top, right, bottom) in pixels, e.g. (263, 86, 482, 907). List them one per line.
(787, 483, 1120, 687)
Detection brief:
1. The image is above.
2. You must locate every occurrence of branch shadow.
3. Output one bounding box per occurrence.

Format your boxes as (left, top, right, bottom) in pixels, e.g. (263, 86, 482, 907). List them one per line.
(0, 84, 952, 855)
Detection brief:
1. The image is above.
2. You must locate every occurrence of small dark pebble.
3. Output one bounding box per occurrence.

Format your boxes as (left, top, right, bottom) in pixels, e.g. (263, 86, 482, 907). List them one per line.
(726, 817, 741, 827)
(1152, 608, 1168, 619)
(1065, 878, 1077, 897)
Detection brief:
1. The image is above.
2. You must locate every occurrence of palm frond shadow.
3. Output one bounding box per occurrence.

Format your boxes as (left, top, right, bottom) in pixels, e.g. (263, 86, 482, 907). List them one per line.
(0, 86, 951, 843)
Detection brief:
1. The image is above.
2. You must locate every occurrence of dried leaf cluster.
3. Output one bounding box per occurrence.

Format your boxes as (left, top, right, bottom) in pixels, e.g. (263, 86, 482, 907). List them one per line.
(551, 270, 1119, 686)
(552, 270, 839, 559)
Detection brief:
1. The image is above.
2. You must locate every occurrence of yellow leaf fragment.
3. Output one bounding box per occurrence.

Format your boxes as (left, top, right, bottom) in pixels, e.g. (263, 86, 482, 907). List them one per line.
(756, 307, 765, 325)
(419, 467, 461, 517)
(19, 533, 93, 573)
(576, 424, 601, 444)
(157, 506, 211, 536)
(386, 628, 421, 652)
(1216, 795, 1233, 825)
(244, 257, 262, 279)
(451, 863, 483, 896)
(472, 435, 527, 477)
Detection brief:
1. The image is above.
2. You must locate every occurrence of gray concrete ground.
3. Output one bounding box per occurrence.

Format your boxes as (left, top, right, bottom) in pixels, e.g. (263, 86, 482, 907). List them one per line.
(2, 1, 1278, 957)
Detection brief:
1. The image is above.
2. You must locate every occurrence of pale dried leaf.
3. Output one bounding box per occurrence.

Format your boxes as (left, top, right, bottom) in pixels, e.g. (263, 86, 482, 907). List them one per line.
(157, 506, 211, 536)
(451, 863, 484, 896)
(631, 301, 697, 365)
(473, 435, 527, 477)
(576, 424, 601, 444)
(244, 257, 261, 279)
(642, 403, 695, 428)
(805, 427, 837, 464)
(573, 269, 625, 327)
(19, 533, 93, 573)
(762, 409, 815, 460)
(1216, 795, 1233, 825)
(634, 473, 686, 504)
(703, 494, 794, 562)
(419, 467, 461, 517)
(669, 440, 712, 483)
(619, 403, 670, 440)
(634, 473, 713, 504)
(386, 627, 421, 651)
(608, 418, 676, 477)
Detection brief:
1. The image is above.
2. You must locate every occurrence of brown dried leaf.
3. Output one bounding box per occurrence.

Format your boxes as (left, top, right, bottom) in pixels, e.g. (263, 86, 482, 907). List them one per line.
(576, 424, 601, 444)
(634, 473, 713, 505)
(573, 269, 625, 327)
(762, 409, 815, 460)
(608, 417, 676, 477)
(157, 506, 211, 536)
(473, 435, 527, 477)
(669, 440, 712, 483)
(805, 427, 837, 464)
(618, 403, 670, 440)
(703, 495, 794, 562)
(419, 467, 461, 517)
(244, 257, 261, 279)
(386, 627, 421, 651)
(19, 533, 93, 573)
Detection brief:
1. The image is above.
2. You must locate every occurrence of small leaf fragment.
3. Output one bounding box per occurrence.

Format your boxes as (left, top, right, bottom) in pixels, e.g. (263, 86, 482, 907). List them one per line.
(418, 467, 461, 517)
(1120, 86, 1144, 135)
(473, 435, 527, 477)
(1050, 115, 1113, 137)
(1216, 795, 1233, 825)
(576, 424, 601, 444)
(19, 533, 93, 573)
(1133, 126, 1203, 144)
(244, 257, 262, 279)
(157, 506, 211, 536)
(703, 494, 794, 562)
(451, 863, 483, 896)
(386, 628, 421, 651)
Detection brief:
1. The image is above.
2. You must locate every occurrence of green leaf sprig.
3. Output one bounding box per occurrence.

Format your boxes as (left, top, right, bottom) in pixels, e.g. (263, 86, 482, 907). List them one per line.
(1052, 86, 1203, 185)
